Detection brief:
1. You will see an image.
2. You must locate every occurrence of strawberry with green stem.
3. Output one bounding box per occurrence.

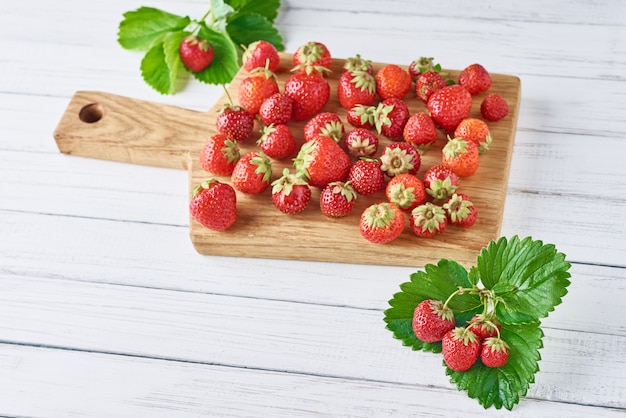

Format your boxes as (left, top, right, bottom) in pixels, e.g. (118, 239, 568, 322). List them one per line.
(294, 135, 351, 188)
(380, 142, 421, 178)
(359, 203, 405, 244)
(442, 137, 480, 177)
(343, 54, 373, 74)
(293, 41, 332, 72)
(386, 174, 427, 212)
(374, 98, 410, 141)
(481, 336, 510, 368)
(231, 151, 272, 194)
(271, 169, 311, 214)
(338, 70, 376, 109)
(284, 65, 331, 121)
(304, 112, 345, 143)
(442, 327, 482, 372)
(199, 133, 240, 176)
(215, 103, 255, 143)
(443, 193, 478, 227)
(189, 179, 237, 231)
(454, 118, 492, 153)
(238, 66, 279, 115)
(319, 181, 357, 218)
(179, 35, 214, 72)
(344, 128, 379, 158)
(412, 299, 456, 343)
(347, 105, 376, 130)
(242, 40, 280, 73)
(257, 124, 296, 160)
(410, 202, 447, 237)
(348, 158, 385, 196)
(423, 164, 459, 203)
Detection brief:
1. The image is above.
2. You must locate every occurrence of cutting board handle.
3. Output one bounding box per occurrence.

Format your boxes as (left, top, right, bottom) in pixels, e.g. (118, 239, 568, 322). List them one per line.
(53, 91, 211, 169)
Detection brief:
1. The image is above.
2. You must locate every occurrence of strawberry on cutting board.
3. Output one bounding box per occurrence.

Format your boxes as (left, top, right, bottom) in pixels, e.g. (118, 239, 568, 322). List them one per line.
(294, 135, 351, 188)
(284, 67, 331, 121)
(189, 179, 237, 231)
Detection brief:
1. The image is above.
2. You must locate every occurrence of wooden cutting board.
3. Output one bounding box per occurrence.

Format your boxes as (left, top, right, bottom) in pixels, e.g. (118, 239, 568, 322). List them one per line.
(54, 53, 521, 268)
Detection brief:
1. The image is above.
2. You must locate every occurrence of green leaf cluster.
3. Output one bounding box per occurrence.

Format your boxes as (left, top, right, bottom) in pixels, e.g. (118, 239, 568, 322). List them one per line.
(383, 236, 571, 410)
(117, 0, 284, 94)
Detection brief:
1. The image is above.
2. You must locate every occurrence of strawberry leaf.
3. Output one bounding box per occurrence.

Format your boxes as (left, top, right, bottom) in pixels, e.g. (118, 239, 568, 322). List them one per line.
(445, 321, 544, 410)
(191, 25, 240, 85)
(384, 259, 482, 353)
(476, 236, 572, 324)
(140, 40, 175, 95)
(226, 13, 285, 50)
(226, 0, 281, 23)
(118, 7, 190, 51)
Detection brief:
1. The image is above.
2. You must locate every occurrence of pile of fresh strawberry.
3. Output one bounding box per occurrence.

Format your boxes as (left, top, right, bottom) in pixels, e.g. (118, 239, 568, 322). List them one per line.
(190, 41, 511, 241)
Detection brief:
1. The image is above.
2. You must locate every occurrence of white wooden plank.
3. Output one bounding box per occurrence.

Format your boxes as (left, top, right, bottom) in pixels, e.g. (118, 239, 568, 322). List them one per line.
(1, 344, 621, 418)
(0, 274, 624, 409)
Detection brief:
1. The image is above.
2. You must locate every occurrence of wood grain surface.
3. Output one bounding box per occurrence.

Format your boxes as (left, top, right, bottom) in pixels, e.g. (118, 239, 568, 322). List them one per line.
(54, 53, 520, 267)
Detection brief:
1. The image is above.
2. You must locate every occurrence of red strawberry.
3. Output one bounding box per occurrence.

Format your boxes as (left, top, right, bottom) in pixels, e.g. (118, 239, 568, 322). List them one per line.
(189, 179, 236, 231)
(415, 70, 448, 103)
(258, 92, 293, 126)
(304, 112, 345, 143)
(344, 128, 379, 158)
(231, 151, 272, 194)
(403, 112, 438, 153)
(294, 135, 351, 188)
(347, 105, 376, 130)
(480, 337, 510, 368)
(199, 134, 240, 176)
(359, 203, 405, 244)
(410, 202, 447, 237)
(481, 93, 509, 121)
(257, 124, 296, 160)
(442, 327, 481, 372)
(242, 40, 280, 73)
(271, 169, 311, 214)
(427, 84, 472, 132)
(284, 69, 331, 121)
(374, 98, 410, 141)
(468, 314, 502, 340)
(375, 64, 411, 100)
(215, 104, 255, 142)
(343, 54, 374, 74)
(380, 142, 421, 178)
(348, 158, 385, 196)
(442, 137, 480, 177)
(319, 181, 357, 218)
(338, 70, 376, 109)
(179, 35, 214, 72)
(293, 41, 332, 71)
(443, 193, 478, 227)
(411, 299, 455, 343)
(238, 68, 279, 115)
(408, 56, 436, 79)
(458, 63, 492, 95)
(385, 174, 426, 212)
(423, 164, 459, 203)
(454, 118, 492, 153)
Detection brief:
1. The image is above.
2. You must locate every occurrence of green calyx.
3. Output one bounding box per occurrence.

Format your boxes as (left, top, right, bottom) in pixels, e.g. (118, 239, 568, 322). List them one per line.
(443, 137, 469, 158)
(443, 193, 473, 222)
(250, 152, 272, 182)
(479, 132, 493, 154)
(350, 70, 376, 94)
(271, 168, 308, 195)
(411, 202, 446, 233)
(373, 102, 394, 134)
(220, 139, 240, 164)
(430, 300, 455, 322)
(353, 104, 377, 126)
(343, 54, 372, 73)
(380, 147, 414, 177)
(320, 121, 345, 143)
(328, 181, 357, 202)
(426, 177, 458, 202)
(389, 183, 416, 209)
(293, 140, 316, 175)
(364, 203, 397, 229)
(452, 326, 479, 346)
(192, 178, 219, 197)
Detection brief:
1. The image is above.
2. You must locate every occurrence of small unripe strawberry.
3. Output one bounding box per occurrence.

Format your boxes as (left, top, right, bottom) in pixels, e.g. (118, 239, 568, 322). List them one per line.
(480, 337, 510, 368)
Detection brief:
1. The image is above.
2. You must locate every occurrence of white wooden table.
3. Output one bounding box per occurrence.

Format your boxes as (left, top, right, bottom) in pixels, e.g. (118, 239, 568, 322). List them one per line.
(1, 1, 625, 416)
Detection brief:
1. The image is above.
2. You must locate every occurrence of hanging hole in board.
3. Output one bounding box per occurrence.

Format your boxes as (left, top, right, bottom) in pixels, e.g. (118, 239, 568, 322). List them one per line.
(79, 103, 104, 123)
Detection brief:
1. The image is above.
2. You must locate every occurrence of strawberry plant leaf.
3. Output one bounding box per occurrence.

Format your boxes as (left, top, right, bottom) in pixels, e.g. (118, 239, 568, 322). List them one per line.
(191, 25, 240, 85)
(141, 41, 175, 94)
(446, 321, 544, 410)
(118, 7, 190, 51)
(384, 259, 482, 353)
(226, 0, 281, 23)
(226, 13, 285, 51)
(476, 236, 572, 323)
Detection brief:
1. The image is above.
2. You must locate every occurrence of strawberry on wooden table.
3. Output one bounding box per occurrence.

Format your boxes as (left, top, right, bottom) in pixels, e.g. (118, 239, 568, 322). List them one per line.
(338, 70, 376, 109)
(442, 137, 480, 177)
(459, 63, 492, 95)
(415, 71, 448, 103)
(386, 173, 427, 212)
(412, 299, 456, 343)
(293, 41, 332, 72)
(179, 35, 214, 72)
(403, 112, 438, 153)
(258, 92, 293, 126)
(304, 112, 345, 143)
(284, 66, 331, 121)
(481, 93, 509, 121)
(442, 327, 482, 372)
(231, 151, 272, 194)
(199, 134, 240, 176)
(454, 118, 492, 153)
(294, 135, 351, 188)
(347, 104, 376, 130)
(374, 98, 410, 141)
(359, 202, 405, 244)
(408, 56, 436, 79)
(343, 54, 374, 74)
(319, 181, 357, 218)
(423, 164, 459, 203)
(257, 124, 296, 160)
(238, 67, 279, 115)
(427, 84, 473, 132)
(271, 169, 311, 214)
(380, 142, 421, 178)
(348, 158, 385, 196)
(443, 193, 478, 227)
(215, 104, 255, 143)
(189, 179, 237, 231)
(344, 128, 379, 158)
(375, 64, 412, 100)
(242, 40, 280, 73)
(410, 202, 447, 237)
